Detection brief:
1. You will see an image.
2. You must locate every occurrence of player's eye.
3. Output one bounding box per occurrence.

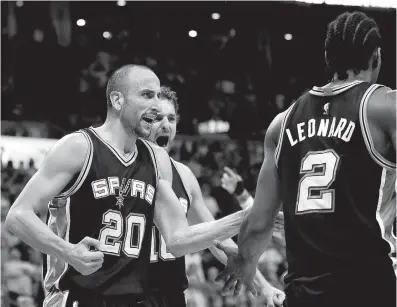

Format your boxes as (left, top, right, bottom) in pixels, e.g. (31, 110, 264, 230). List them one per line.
(142, 91, 154, 99)
(155, 115, 165, 122)
(168, 116, 177, 123)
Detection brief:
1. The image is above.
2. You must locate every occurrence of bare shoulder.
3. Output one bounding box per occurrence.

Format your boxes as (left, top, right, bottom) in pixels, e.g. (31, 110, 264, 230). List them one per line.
(145, 141, 169, 160)
(266, 109, 289, 146)
(43, 132, 89, 175)
(172, 159, 194, 179)
(144, 141, 173, 180)
(367, 86, 396, 127)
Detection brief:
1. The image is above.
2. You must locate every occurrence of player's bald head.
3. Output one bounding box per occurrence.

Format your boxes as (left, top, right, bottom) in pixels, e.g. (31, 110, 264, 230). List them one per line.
(106, 64, 159, 109)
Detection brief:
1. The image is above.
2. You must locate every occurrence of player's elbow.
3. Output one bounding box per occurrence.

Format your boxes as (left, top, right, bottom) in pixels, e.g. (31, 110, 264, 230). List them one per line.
(166, 239, 186, 258)
(4, 207, 24, 234)
(165, 231, 190, 258)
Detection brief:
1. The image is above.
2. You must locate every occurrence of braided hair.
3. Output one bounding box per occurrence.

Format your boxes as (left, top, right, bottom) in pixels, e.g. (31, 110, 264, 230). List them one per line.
(325, 11, 381, 80)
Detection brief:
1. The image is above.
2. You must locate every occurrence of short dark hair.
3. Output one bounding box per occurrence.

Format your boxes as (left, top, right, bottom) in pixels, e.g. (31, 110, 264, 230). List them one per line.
(160, 86, 179, 114)
(106, 64, 154, 109)
(325, 11, 381, 80)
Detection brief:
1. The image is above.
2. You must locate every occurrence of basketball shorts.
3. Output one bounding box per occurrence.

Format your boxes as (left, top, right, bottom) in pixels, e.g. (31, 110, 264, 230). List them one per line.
(43, 288, 170, 307)
(153, 289, 187, 307)
(284, 262, 396, 307)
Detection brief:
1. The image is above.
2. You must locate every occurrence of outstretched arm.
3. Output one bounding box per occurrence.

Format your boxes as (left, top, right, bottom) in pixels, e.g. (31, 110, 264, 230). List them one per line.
(153, 146, 244, 257)
(180, 162, 284, 304)
(215, 112, 286, 297)
(237, 112, 284, 265)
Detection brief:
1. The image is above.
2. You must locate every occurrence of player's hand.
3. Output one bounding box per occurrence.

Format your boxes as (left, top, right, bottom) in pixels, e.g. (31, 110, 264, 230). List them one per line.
(274, 211, 284, 231)
(214, 241, 258, 297)
(64, 236, 104, 276)
(221, 167, 243, 195)
(259, 284, 285, 307)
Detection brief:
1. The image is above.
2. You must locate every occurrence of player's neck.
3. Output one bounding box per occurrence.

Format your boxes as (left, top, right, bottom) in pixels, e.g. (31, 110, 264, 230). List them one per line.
(96, 118, 137, 155)
(331, 70, 372, 85)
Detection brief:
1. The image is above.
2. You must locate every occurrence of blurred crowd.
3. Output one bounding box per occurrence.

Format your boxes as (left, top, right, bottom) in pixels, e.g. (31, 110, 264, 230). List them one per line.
(2, 2, 394, 307)
(1, 140, 287, 307)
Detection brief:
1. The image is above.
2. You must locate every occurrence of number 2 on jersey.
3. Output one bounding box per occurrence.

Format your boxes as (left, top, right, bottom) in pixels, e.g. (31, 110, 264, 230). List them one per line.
(296, 149, 340, 214)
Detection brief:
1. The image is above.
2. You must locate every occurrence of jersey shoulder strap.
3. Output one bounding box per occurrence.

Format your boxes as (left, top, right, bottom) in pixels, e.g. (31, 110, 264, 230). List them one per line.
(139, 139, 160, 185)
(170, 158, 192, 205)
(55, 129, 94, 199)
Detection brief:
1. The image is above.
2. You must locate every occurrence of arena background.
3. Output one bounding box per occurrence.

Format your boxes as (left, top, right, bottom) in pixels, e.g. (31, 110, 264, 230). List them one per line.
(1, 1, 396, 306)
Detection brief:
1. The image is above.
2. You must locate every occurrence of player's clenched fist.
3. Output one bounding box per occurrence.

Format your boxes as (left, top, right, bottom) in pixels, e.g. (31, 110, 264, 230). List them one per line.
(64, 236, 104, 275)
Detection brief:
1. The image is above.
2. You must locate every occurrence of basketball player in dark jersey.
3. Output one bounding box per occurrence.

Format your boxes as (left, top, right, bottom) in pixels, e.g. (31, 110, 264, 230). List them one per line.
(215, 11, 396, 307)
(5, 65, 266, 307)
(145, 86, 285, 307)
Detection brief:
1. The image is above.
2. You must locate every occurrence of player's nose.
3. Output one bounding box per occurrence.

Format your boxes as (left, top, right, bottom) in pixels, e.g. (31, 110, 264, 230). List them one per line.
(160, 117, 171, 130)
(150, 94, 162, 113)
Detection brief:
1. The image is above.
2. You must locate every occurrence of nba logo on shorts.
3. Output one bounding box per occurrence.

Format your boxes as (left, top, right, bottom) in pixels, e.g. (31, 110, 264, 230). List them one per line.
(73, 301, 79, 307)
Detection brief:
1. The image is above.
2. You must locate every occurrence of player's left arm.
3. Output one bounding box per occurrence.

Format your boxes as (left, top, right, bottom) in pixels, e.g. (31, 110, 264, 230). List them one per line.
(152, 145, 245, 257)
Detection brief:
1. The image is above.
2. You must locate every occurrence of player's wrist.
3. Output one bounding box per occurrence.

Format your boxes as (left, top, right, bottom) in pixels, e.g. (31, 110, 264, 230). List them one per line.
(57, 241, 75, 263)
(236, 189, 251, 203)
(233, 180, 245, 196)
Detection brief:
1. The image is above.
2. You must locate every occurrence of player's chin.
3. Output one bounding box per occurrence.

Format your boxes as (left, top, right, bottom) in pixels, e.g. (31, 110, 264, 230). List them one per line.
(135, 124, 151, 138)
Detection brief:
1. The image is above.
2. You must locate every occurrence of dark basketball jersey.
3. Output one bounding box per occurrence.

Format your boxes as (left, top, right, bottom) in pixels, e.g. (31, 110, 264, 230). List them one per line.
(276, 81, 396, 283)
(43, 127, 159, 296)
(148, 158, 191, 293)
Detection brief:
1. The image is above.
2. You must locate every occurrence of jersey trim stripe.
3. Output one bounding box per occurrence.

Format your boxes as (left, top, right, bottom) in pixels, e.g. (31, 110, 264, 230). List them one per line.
(44, 212, 55, 289)
(56, 131, 94, 199)
(359, 84, 396, 170)
(170, 158, 192, 205)
(88, 127, 138, 167)
(43, 289, 69, 307)
(309, 80, 363, 96)
(140, 139, 159, 186)
(54, 197, 71, 290)
(375, 169, 396, 262)
(43, 198, 72, 291)
(275, 103, 296, 166)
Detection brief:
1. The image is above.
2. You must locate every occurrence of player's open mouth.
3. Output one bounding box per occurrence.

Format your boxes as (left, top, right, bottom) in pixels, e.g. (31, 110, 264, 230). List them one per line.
(155, 135, 169, 148)
(142, 113, 157, 124)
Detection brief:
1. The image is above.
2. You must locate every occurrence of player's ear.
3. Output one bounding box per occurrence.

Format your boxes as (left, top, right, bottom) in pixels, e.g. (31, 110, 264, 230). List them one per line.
(372, 47, 381, 69)
(110, 91, 125, 111)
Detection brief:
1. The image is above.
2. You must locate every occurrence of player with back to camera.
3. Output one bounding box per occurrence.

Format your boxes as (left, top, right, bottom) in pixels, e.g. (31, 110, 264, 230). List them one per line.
(5, 65, 273, 307)
(215, 11, 396, 307)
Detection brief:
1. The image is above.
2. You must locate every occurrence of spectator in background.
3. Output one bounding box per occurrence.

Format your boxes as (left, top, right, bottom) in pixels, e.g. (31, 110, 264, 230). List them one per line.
(274, 93, 286, 112)
(198, 177, 221, 218)
(185, 253, 208, 307)
(4, 247, 41, 307)
(25, 159, 37, 179)
(79, 50, 118, 120)
(206, 266, 224, 307)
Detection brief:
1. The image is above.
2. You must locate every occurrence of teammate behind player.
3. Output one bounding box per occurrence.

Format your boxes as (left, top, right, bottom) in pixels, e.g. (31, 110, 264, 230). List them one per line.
(216, 11, 396, 307)
(5, 65, 266, 307)
(145, 86, 285, 307)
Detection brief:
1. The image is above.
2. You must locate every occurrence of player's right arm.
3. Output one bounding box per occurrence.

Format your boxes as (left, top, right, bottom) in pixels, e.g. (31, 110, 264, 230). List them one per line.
(4, 133, 104, 275)
(215, 111, 285, 296)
